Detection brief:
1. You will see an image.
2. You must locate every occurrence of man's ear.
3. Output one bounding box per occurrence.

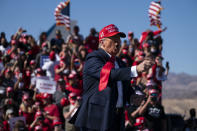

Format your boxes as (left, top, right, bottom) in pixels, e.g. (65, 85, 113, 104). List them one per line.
(100, 40, 104, 48)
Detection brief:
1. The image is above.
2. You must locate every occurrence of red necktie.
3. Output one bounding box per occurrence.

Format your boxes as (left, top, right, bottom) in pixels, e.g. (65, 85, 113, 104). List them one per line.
(98, 56, 115, 91)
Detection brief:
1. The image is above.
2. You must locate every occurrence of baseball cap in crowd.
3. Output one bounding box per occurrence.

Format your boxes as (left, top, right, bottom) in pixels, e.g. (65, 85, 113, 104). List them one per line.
(99, 24, 126, 41)
(34, 125, 42, 131)
(143, 43, 150, 48)
(134, 117, 145, 126)
(42, 93, 52, 100)
(49, 51, 56, 61)
(6, 87, 13, 93)
(122, 48, 128, 55)
(30, 60, 36, 65)
(149, 89, 158, 97)
(60, 97, 69, 107)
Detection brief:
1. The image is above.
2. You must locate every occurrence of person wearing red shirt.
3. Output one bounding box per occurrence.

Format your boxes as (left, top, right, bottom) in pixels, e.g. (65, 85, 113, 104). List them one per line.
(139, 27, 167, 49)
(54, 60, 69, 81)
(65, 73, 83, 96)
(29, 111, 51, 131)
(19, 94, 34, 126)
(42, 93, 60, 129)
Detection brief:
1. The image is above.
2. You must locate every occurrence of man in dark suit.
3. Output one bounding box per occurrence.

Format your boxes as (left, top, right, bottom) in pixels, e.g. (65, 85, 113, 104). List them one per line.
(73, 24, 153, 131)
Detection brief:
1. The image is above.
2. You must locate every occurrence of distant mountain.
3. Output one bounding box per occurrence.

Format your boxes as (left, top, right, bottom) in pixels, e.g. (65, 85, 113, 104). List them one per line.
(163, 72, 197, 99)
(162, 73, 197, 118)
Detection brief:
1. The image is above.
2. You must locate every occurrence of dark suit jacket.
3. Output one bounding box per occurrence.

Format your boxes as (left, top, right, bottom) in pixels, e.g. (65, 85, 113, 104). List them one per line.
(74, 49, 134, 131)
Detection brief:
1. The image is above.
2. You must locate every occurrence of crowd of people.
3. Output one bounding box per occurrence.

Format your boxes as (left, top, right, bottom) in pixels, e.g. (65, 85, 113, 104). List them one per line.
(0, 25, 196, 131)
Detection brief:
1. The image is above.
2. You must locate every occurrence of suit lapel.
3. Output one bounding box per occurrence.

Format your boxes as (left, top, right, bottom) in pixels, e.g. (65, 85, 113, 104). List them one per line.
(97, 48, 110, 63)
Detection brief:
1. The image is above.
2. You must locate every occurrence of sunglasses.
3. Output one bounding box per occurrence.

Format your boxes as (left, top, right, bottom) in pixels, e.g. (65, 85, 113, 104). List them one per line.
(71, 96, 77, 100)
(150, 93, 158, 97)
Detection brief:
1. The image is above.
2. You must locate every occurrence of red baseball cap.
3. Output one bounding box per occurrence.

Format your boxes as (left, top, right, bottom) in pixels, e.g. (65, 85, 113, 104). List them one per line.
(6, 87, 13, 92)
(42, 93, 52, 99)
(68, 92, 77, 98)
(60, 97, 69, 107)
(143, 43, 150, 48)
(34, 125, 42, 131)
(49, 51, 56, 61)
(30, 60, 36, 65)
(149, 89, 158, 95)
(99, 24, 126, 41)
(122, 48, 128, 55)
(134, 117, 145, 126)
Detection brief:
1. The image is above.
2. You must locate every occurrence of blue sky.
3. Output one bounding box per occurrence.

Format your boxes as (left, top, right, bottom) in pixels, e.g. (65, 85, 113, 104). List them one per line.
(0, 0, 197, 75)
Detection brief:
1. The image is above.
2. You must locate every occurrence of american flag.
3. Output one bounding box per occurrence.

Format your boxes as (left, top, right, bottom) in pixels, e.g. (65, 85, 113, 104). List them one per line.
(54, 0, 70, 31)
(148, 1, 162, 29)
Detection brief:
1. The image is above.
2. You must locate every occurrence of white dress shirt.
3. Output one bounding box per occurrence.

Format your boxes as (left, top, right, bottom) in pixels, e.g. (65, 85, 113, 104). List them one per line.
(115, 61, 138, 107)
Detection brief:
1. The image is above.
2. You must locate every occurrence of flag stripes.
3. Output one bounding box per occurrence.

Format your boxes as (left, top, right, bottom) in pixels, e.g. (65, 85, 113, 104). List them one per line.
(54, 0, 70, 31)
(148, 1, 162, 28)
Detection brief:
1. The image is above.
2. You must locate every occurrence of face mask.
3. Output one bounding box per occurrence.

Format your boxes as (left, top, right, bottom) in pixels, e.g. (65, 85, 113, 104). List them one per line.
(74, 62, 80, 67)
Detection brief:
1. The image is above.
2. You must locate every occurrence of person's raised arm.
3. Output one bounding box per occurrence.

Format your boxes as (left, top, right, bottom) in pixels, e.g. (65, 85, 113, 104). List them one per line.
(138, 95, 151, 115)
